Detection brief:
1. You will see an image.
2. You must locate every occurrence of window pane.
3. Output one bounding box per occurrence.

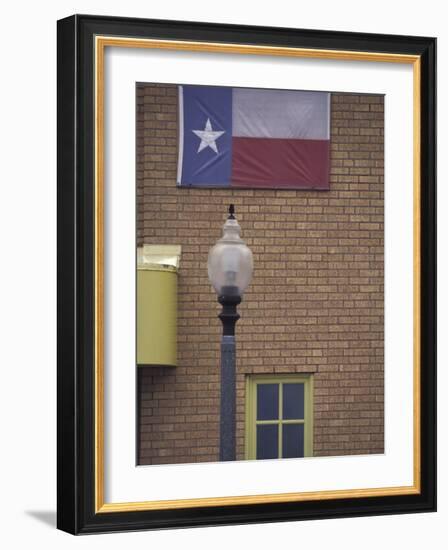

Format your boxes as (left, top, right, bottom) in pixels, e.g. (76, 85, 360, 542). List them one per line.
(256, 425, 278, 459)
(282, 424, 304, 458)
(282, 383, 304, 420)
(257, 384, 279, 420)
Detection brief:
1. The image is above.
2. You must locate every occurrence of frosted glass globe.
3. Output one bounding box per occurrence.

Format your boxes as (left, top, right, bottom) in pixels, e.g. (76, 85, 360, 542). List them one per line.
(208, 216, 253, 297)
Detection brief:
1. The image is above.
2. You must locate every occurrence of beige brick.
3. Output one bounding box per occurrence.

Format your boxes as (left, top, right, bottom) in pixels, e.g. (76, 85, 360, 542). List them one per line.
(136, 85, 384, 465)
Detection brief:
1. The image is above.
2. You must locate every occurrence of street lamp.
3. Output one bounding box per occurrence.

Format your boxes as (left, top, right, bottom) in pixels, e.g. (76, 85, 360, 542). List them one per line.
(208, 204, 253, 461)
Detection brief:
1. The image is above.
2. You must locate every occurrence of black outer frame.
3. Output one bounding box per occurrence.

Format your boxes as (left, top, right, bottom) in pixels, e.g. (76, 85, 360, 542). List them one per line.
(57, 14, 436, 535)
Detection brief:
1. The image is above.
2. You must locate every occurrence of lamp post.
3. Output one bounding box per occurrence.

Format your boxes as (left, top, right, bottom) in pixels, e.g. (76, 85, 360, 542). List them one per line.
(208, 205, 253, 461)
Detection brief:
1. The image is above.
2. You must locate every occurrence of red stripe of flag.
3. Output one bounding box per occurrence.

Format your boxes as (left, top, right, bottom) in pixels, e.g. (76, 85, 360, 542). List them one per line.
(231, 137, 330, 189)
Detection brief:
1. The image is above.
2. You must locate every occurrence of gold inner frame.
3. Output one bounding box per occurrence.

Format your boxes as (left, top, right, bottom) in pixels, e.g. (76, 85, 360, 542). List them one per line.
(94, 36, 421, 513)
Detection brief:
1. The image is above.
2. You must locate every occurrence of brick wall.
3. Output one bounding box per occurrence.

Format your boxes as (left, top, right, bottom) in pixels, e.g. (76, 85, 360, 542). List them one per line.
(136, 83, 384, 465)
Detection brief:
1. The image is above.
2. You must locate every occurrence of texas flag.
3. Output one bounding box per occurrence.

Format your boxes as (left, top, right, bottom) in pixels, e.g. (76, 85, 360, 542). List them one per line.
(177, 85, 330, 190)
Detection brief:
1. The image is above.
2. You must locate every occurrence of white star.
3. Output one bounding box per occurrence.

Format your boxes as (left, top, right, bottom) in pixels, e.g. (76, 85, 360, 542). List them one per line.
(192, 118, 225, 153)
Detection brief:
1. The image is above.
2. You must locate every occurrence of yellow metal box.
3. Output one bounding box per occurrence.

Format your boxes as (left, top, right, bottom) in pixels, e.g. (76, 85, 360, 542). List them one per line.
(137, 245, 181, 366)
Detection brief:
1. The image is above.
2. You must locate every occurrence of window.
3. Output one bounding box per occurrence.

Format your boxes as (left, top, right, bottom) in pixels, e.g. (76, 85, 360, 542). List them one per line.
(245, 375, 313, 460)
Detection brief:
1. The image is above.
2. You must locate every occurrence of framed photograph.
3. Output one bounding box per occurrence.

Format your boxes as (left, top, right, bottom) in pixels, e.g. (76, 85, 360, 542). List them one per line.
(57, 14, 436, 534)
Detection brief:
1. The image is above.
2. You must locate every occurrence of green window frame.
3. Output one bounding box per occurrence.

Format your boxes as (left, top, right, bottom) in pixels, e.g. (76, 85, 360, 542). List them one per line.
(245, 374, 314, 460)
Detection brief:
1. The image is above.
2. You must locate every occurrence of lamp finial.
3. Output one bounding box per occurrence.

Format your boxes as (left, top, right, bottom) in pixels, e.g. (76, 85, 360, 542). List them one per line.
(228, 204, 235, 219)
